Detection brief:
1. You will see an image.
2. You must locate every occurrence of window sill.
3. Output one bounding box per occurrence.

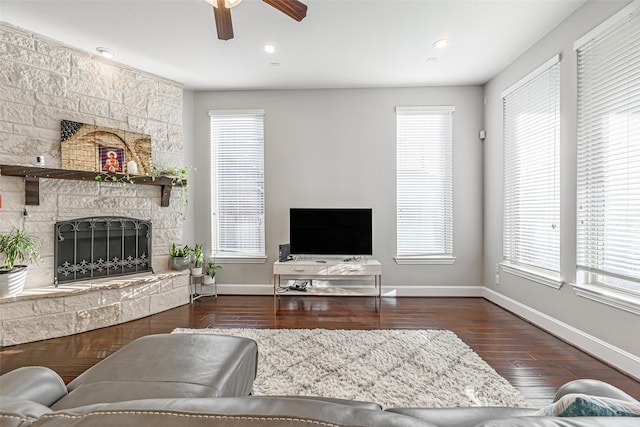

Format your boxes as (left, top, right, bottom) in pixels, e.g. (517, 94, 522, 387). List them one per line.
(500, 262, 563, 289)
(213, 256, 267, 264)
(394, 256, 456, 265)
(571, 283, 640, 316)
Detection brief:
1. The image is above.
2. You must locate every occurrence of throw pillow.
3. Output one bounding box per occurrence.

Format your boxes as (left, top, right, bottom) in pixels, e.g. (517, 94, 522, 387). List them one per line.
(537, 393, 640, 417)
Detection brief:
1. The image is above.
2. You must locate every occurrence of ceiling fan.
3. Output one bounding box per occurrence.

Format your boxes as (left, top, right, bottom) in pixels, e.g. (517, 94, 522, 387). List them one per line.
(204, 0, 308, 41)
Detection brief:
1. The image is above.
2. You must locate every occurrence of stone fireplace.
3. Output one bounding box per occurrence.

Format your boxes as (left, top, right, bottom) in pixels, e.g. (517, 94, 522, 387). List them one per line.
(54, 217, 152, 285)
(0, 23, 191, 347)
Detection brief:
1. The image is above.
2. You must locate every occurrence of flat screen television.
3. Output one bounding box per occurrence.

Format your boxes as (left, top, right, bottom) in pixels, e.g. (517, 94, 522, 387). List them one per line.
(289, 208, 372, 256)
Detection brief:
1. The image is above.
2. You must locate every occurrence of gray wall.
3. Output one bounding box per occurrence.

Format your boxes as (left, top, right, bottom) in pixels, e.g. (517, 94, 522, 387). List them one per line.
(192, 87, 484, 290)
(483, 0, 640, 357)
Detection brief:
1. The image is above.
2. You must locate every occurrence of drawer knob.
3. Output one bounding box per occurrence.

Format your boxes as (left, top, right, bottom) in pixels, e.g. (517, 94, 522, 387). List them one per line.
(293, 267, 305, 272)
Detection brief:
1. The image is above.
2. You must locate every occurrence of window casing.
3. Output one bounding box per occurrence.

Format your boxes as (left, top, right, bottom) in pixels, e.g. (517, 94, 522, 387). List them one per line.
(576, 4, 640, 300)
(502, 56, 561, 284)
(396, 106, 454, 263)
(209, 109, 265, 260)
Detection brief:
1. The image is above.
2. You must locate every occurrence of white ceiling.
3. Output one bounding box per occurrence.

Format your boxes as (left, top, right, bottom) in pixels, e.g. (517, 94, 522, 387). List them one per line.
(1, 0, 587, 91)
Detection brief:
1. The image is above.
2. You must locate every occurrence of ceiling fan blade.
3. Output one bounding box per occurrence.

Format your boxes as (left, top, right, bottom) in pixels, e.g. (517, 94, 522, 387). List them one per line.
(262, 0, 307, 22)
(213, 0, 234, 40)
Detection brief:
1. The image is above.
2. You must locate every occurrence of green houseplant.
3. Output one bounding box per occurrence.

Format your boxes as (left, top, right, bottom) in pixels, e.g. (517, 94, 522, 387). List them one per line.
(191, 243, 204, 275)
(169, 243, 192, 271)
(203, 258, 222, 285)
(0, 228, 40, 297)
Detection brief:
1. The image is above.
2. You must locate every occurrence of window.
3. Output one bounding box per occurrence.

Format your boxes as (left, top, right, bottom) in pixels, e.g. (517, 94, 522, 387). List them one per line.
(576, 3, 640, 301)
(396, 106, 454, 264)
(209, 109, 265, 260)
(501, 56, 561, 286)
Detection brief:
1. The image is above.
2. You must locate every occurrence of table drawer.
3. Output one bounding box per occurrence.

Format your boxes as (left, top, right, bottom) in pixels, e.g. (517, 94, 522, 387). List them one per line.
(274, 264, 327, 275)
(325, 263, 381, 276)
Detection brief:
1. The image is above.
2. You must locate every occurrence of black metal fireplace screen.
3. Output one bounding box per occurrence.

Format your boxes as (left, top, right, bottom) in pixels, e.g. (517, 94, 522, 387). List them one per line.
(54, 217, 152, 285)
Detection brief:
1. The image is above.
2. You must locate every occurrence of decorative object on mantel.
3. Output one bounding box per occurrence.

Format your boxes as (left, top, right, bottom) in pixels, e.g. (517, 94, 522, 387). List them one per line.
(99, 146, 124, 174)
(0, 228, 40, 297)
(60, 120, 152, 175)
(170, 243, 192, 271)
(127, 160, 138, 175)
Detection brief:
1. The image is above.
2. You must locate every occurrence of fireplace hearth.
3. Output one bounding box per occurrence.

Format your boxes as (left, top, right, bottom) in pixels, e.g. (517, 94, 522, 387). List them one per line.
(54, 217, 152, 285)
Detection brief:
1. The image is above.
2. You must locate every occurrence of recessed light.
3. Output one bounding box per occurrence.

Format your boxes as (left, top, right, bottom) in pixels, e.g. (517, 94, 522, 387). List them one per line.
(263, 44, 276, 54)
(96, 47, 114, 59)
(433, 39, 450, 49)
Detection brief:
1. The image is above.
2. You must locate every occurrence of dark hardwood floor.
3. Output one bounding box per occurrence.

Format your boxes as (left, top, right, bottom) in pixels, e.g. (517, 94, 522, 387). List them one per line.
(1, 296, 638, 406)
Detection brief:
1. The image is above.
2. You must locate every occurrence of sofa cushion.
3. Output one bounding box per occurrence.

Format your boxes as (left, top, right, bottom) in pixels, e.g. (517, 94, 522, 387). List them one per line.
(52, 333, 258, 410)
(0, 366, 67, 406)
(34, 397, 440, 427)
(553, 380, 639, 404)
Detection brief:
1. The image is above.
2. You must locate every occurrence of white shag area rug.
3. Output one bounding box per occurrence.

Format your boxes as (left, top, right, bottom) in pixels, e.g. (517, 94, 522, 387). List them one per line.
(172, 328, 532, 409)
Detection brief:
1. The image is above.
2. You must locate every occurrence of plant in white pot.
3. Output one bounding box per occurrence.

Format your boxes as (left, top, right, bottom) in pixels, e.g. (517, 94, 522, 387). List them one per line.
(203, 258, 222, 285)
(169, 243, 192, 271)
(0, 228, 40, 298)
(191, 243, 204, 275)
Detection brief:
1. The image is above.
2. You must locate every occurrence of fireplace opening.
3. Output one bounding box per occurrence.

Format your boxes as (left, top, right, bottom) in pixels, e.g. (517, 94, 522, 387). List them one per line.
(54, 217, 152, 285)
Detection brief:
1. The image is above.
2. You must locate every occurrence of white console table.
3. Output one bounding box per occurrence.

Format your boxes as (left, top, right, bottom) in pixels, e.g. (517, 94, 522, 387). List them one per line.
(273, 259, 382, 310)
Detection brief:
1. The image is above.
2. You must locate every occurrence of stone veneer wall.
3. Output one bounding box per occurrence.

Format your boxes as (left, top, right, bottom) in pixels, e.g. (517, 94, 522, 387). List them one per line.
(0, 271, 189, 346)
(0, 22, 186, 288)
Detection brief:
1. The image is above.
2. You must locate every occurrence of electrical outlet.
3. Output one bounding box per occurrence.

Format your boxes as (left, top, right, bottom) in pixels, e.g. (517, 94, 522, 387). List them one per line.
(495, 273, 500, 285)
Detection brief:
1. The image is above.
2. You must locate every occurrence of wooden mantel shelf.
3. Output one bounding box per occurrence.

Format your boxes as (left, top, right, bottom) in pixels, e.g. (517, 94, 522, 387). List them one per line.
(0, 164, 186, 207)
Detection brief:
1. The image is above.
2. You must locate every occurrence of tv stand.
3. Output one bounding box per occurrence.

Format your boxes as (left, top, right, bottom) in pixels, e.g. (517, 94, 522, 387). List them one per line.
(273, 259, 382, 310)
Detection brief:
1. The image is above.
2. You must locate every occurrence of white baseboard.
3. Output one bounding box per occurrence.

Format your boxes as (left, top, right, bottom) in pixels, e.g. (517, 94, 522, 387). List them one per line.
(217, 284, 484, 297)
(381, 285, 484, 297)
(483, 288, 640, 381)
(217, 284, 273, 295)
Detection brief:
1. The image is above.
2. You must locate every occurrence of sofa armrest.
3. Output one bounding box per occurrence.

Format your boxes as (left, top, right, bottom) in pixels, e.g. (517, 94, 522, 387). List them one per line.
(0, 367, 67, 406)
(554, 380, 638, 404)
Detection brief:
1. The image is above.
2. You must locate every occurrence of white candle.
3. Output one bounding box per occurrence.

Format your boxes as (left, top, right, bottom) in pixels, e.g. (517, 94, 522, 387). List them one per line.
(127, 160, 138, 175)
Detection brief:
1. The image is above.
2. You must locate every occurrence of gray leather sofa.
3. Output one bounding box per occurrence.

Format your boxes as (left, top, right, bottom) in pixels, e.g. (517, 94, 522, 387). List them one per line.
(1, 333, 638, 427)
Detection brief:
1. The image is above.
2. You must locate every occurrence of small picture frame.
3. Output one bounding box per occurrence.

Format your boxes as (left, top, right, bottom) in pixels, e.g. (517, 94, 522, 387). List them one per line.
(98, 147, 125, 174)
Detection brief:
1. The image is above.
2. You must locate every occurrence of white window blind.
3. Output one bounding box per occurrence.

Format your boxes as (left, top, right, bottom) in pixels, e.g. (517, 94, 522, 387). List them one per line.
(396, 106, 454, 258)
(502, 57, 561, 275)
(210, 109, 265, 258)
(576, 6, 640, 294)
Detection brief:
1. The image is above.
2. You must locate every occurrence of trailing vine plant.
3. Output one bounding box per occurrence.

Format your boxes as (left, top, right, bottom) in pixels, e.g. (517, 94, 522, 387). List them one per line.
(95, 164, 194, 214)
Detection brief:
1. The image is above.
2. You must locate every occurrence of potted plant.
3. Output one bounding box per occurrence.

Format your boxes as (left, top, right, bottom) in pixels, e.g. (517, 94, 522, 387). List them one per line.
(0, 228, 40, 297)
(169, 243, 192, 271)
(203, 258, 222, 285)
(191, 243, 204, 275)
